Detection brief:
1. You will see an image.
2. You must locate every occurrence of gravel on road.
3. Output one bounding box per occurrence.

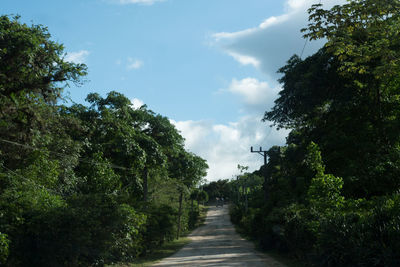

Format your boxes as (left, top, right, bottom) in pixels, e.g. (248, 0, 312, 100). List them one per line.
(152, 205, 287, 267)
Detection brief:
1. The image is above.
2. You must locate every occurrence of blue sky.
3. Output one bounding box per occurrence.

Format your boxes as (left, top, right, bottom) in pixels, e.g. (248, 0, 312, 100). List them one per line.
(2, 0, 343, 181)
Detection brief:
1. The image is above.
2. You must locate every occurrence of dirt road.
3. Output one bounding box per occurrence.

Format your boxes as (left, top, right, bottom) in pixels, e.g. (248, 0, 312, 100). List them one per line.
(152, 205, 286, 266)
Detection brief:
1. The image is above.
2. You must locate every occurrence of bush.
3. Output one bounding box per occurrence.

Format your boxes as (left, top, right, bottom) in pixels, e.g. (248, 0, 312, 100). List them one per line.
(142, 204, 178, 253)
(188, 208, 200, 229)
(109, 204, 147, 261)
(229, 204, 243, 225)
(315, 196, 400, 267)
(0, 189, 146, 266)
(283, 204, 318, 259)
(0, 233, 9, 264)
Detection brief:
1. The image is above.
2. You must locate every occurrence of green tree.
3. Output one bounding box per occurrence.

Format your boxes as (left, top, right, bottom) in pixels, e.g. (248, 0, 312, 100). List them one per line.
(303, 0, 400, 82)
(197, 190, 208, 206)
(0, 15, 86, 101)
(203, 179, 231, 201)
(189, 188, 199, 210)
(169, 151, 208, 238)
(73, 91, 186, 202)
(0, 15, 86, 158)
(0, 14, 209, 266)
(0, 232, 8, 265)
(306, 142, 344, 211)
(267, 0, 400, 198)
(232, 1, 400, 264)
(264, 47, 400, 197)
(0, 15, 86, 194)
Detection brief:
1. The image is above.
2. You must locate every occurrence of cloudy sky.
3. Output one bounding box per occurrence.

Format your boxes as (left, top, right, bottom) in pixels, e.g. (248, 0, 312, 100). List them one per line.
(3, 0, 343, 181)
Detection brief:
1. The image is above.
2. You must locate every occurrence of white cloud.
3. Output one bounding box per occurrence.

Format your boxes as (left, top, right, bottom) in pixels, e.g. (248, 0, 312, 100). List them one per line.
(213, 28, 256, 42)
(116, 0, 164, 5)
(190, 0, 350, 181)
(65, 50, 90, 64)
(285, 0, 309, 11)
(212, 0, 345, 78)
(191, 0, 347, 181)
(131, 98, 144, 109)
(172, 116, 289, 182)
(227, 51, 260, 68)
(127, 58, 143, 70)
(172, 120, 211, 149)
(226, 77, 280, 107)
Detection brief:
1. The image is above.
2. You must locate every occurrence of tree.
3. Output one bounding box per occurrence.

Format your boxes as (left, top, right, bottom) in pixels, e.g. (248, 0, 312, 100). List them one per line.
(0, 15, 87, 101)
(263, 49, 351, 130)
(189, 189, 199, 210)
(303, 0, 400, 82)
(168, 151, 208, 238)
(138, 109, 184, 202)
(0, 232, 8, 265)
(264, 0, 400, 198)
(0, 14, 86, 129)
(230, 1, 400, 264)
(0, 14, 210, 265)
(0, 15, 87, 172)
(302, 0, 400, 146)
(197, 190, 208, 206)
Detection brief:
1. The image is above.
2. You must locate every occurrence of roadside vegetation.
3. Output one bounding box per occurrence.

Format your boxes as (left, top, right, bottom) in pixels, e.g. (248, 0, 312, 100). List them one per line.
(0, 15, 209, 266)
(204, 1, 400, 266)
(1, 0, 400, 266)
(108, 205, 208, 267)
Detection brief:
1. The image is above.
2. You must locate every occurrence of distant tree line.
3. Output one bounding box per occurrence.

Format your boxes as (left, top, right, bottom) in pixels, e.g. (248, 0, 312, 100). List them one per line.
(0, 15, 208, 266)
(225, 1, 400, 266)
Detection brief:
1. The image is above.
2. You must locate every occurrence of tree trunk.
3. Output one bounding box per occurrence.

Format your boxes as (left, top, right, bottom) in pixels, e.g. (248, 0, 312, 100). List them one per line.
(143, 167, 148, 202)
(263, 167, 269, 201)
(177, 191, 183, 239)
(245, 187, 248, 213)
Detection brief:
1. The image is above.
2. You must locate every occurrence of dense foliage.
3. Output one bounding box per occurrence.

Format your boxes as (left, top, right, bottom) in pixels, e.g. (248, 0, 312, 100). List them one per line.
(0, 15, 208, 266)
(228, 1, 400, 266)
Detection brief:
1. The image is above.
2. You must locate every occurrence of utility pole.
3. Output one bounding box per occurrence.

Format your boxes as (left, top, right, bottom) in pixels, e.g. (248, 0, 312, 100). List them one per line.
(250, 146, 269, 201)
(250, 146, 268, 166)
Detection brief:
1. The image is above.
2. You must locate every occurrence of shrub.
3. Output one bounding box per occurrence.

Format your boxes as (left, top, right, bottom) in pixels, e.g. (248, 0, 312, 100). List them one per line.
(0, 233, 9, 264)
(283, 204, 318, 259)
(142, 204, 178, 253)
(188, 207, 199, 229)
(229, 204, 243, 225)
(313, 195, 400, 267)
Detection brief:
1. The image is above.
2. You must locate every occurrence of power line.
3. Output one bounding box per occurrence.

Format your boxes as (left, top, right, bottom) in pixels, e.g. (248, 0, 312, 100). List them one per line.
(0, 138, 132, 171)
(250, 146, 268, 166)
(1, 164, 59, 194)
(300, 38, 308, 59)
(300, 0, 322, 59)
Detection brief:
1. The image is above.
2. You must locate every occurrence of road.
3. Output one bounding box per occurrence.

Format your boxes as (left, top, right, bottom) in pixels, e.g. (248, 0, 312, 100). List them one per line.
(152, 205, 286, 267)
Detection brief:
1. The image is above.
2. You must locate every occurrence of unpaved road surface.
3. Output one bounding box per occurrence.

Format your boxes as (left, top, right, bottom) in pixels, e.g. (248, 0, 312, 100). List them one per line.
(152, 205, 286, 266)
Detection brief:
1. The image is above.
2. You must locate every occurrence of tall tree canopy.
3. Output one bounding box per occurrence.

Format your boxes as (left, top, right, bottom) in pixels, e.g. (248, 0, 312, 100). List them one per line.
(264, 0, 400, 198)
(0, 15, 87, 171)
(228, 1, 400, 266)
(0, 15, 208, 266)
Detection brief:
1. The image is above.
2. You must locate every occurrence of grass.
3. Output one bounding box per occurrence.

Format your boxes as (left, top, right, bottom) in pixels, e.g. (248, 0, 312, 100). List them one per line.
(108, 237, 191, 267)
(108, 205, 209, 267)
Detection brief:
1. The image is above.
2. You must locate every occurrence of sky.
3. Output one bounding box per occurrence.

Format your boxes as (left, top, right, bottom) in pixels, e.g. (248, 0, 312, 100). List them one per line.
(2, 0, 344, 182)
